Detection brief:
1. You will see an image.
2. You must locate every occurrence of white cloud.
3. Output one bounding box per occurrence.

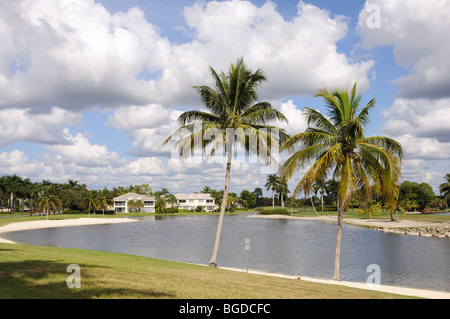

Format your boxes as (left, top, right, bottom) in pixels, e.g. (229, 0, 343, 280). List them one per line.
(0, 0, 374, 113)
(0, 0, 171, 111)
(176, 0, 373, 102)
(272, 100, 308, 136)
(357, 0, 450, 99)
(0, 107, 82, 147)
(43, 128, 127, 167)
(106, 104, 182, 156)
(381, 98, 450, 143)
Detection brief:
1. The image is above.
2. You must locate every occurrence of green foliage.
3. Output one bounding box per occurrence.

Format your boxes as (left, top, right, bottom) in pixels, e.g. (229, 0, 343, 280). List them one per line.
(256, 207, 289, 215)
(399, 181, 437, 210)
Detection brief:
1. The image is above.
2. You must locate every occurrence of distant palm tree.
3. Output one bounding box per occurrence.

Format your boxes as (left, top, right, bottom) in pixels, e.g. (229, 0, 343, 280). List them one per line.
(38, 185, 62, 221)
(164, 57, 288, 268)
(97, 188, 113, 217)
(439, 173, 450, 205)
(166, 194, 178, 208)
(1, 174, 24, 214)
(265, 174, 280, 210)
(81, 190, 98, 217)
(313, 179, 327, 212)
(275, 180, 289, 209)
(135, 199, 144, 212)
(155, 197, 166, 213)
(357, 200, 381, 220)
(281, 82, 403, 281)
(127, 199, 136, 212)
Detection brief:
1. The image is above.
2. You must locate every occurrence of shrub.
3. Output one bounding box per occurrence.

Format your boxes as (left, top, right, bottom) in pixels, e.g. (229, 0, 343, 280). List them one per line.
(257, 208, 289, 215)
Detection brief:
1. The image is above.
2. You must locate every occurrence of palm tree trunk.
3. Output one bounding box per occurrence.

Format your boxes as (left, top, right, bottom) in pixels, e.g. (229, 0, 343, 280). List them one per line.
(311, 197, 319, 216)
(209, 143, 232, 268)
(321, 193, 324, 212)
(333, 201, 344, 281)
(272, 190, 275, 210)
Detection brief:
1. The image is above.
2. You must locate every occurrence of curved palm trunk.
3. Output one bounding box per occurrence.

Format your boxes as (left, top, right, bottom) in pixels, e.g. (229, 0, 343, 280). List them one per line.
(311, 197, 320, 216)
(208, 143, 233, 267)
(333, 201, 344, 281)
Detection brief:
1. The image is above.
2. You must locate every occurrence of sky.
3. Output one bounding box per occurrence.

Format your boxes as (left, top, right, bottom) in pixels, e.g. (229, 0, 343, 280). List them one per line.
(0, 0, 449, 196)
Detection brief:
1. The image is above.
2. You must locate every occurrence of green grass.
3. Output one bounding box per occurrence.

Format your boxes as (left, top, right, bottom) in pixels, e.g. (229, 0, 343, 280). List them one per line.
(0, 243, 414, 299)
(269, 206, 450, 223)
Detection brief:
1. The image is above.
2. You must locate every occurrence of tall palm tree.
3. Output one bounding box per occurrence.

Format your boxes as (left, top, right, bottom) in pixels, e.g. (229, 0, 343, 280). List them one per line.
(439, 173, 450, 205)
(38, 185, 62, 221)
(265, 174, 280, 210)
(164, 57, 288, 267)
(281, 82, 403, 281)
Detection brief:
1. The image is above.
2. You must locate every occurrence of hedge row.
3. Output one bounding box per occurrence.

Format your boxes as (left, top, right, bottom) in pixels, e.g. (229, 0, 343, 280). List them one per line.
(256, 208, 289, 215)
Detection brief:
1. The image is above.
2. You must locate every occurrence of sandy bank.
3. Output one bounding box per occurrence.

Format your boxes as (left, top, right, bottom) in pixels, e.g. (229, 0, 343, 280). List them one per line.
(0, 217, 137, 244)
(248, 213, 450, 229)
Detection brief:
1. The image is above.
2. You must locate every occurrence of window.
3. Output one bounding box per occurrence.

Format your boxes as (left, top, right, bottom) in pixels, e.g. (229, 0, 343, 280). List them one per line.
(144, 201, 154, 206)
(206, 199, 213, 203)
(115, 201, 126, 206)
(179, 200, 186, 203)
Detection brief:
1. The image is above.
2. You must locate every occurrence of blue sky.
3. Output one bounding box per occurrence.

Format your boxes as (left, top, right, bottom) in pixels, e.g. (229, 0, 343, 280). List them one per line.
(0, 0, 449, 196)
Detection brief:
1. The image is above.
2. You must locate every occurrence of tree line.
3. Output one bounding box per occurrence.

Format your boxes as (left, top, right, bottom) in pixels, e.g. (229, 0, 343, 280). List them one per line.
(0, 175, 181, 216)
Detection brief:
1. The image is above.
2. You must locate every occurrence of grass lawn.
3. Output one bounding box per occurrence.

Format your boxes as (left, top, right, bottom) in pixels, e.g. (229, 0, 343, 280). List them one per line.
(0, 243, 414, 299)
(270, 206, 450, 223)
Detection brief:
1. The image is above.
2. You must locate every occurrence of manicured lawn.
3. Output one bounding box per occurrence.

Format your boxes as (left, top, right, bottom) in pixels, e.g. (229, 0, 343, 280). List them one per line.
(0, 243, 413, 299)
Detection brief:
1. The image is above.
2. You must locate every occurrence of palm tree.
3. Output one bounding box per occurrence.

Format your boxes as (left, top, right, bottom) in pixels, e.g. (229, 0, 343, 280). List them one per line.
(275, 180, 289, 209)
(81, 190, 98, 217)
(313, 179, 327, 212)
(265, 174, 280, 210)
(357, 200, 381, 220)
(439, 173, 450, 205)
(1, 174, 24, 214)
(164, 57, 288, 267)
(38, 185, 62, 220)
(281, 82, 403, 281)
(134, 199, 144, 212)
(127, 199, 136, 212)
(97, 187, 113, 217)
(155, 197, 166, 213)
(166, 194, 178, 209)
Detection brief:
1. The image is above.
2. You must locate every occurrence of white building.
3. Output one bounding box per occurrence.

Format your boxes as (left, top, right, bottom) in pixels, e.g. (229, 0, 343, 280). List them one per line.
(113, 193, 155, 213)
(174, 193, 217, 212)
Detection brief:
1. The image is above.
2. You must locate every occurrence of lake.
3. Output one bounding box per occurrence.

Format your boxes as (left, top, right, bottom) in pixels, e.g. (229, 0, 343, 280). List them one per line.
(3, 213, 449, 292)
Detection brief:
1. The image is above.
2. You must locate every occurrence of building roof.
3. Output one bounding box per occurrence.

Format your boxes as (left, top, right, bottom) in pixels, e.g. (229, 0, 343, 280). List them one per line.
(113, 192, 155, 201)
(174, 193, 215, 200)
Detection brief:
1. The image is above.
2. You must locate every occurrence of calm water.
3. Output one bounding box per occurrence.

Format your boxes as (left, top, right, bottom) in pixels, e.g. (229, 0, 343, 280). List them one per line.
(3, 213, 449, 292)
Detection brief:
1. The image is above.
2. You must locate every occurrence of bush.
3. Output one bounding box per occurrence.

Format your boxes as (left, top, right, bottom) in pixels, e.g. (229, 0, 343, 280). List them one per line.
(257, 208, 289, 215)
(164, 207, 179, 214)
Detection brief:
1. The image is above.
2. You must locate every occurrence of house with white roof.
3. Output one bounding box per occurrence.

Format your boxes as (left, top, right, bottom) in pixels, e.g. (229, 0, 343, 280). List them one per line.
(174, 193, 217, 212)
(113, 192, 156, 213)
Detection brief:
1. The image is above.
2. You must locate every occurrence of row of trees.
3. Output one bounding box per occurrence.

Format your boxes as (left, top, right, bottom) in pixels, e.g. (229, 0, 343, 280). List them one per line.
(0, 175, 184, 216)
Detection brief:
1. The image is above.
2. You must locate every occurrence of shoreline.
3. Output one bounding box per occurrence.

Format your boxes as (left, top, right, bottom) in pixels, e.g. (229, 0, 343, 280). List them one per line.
(0, 216, 449, 299)
(0, 217, 138, 244)
(249, 213, 450, 232)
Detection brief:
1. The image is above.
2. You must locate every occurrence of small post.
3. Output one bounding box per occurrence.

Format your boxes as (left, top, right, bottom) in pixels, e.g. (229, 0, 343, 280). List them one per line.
(245, 237, 250, 273)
